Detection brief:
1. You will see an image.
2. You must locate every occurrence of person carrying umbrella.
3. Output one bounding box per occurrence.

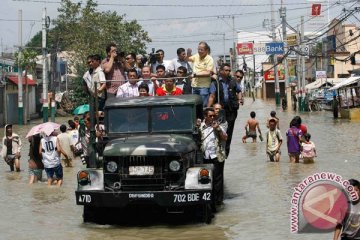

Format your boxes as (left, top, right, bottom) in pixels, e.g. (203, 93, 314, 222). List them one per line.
(1, 124, 22, 172)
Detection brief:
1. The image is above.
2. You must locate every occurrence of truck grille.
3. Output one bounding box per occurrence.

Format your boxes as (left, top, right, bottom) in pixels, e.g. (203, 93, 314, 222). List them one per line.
(104, 156, 183, 191)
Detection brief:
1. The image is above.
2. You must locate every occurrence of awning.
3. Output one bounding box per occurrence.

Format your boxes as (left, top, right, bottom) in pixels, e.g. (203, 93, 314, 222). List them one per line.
(6, 75, 37, 86)
(306, 78, 345, 90)
(329, 76, 360, 90)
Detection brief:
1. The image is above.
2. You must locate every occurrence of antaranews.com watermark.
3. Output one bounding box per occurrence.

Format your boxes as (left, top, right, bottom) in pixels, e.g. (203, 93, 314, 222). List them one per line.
(291, 172, 358, 233)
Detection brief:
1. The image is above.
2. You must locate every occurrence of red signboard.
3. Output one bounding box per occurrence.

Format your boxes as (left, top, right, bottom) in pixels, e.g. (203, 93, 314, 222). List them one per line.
(264, 69, 285, 81)
(236, 42, 253, 55)
(311, 4, 321, 16)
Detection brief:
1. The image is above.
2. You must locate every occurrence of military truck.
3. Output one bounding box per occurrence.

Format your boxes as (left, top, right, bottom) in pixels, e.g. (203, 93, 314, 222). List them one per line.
(75, 95, 214, 223)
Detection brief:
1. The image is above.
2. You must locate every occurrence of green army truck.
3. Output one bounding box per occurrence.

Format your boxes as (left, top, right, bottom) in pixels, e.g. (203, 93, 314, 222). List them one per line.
(75, 95, 214, 223)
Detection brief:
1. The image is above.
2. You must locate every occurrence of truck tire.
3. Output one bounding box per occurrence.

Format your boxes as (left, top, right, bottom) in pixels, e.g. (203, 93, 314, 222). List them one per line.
(83, 206, 106, 224)
(202, 203, 213, 224)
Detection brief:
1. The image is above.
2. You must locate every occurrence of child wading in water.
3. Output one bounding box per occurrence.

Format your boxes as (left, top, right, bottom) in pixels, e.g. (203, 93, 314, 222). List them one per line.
(242, 111, 262, 143)
(301, 133, 316, 164)
(266, 118, 282, 162)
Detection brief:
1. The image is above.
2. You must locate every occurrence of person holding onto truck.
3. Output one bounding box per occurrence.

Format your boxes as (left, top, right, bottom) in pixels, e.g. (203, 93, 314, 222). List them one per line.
(200, 107, 228, 206)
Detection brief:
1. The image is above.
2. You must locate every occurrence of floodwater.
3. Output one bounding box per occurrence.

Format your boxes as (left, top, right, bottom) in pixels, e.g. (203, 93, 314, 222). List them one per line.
(0, 98, 359, 240)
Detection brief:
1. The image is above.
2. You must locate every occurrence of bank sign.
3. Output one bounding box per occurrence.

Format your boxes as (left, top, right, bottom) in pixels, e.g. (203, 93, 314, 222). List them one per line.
(237, 42, 284, 55)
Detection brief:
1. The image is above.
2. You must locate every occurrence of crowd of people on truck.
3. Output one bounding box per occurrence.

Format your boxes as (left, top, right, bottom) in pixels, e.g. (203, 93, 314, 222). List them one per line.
(0, 41, 319, 188)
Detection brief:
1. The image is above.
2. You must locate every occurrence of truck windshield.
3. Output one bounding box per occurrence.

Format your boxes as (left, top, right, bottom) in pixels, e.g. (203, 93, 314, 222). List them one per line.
(107, 105, 193, 133)
(108, 108, 149, 133)
(152, 106, 193, 132)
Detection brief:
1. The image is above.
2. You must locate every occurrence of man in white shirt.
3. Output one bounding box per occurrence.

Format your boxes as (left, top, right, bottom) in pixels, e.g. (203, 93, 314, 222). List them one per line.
(168, 48, 192, 74)
(139, 66, 158, 96)
(83, 54, 107, 110)
(116, 69, 140, 98)
(200, 107, 227, 206)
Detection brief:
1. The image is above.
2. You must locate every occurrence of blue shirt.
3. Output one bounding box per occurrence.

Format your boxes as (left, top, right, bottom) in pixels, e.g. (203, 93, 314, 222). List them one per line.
(209, 77, 241, 103)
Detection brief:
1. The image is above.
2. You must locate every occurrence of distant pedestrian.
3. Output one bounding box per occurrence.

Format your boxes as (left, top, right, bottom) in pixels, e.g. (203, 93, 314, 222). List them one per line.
(242, 111, 262, 143)
(266, 118, 283, 162)
(1, 124, 21, 172)
(28, 134, 44, 184)
(293, 94, 297, 111)
(57, 124, 74, 167)
(282, 97, 287, 111)
(301, 133, 316, 164)
(267, 110, 280, 129)
(332, 95, 339, 119)
(293, 116, 307, 138)
(68, 120, 82, 157)
(286, 118, 302, 163)
(39, 131, 68, 186)
(73, 116, 80, 129)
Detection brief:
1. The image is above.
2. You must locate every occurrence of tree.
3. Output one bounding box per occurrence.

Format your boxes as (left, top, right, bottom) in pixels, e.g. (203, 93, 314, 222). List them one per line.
(26, 0, 151, 107)
(15, 48, 38, 123)
(53, 0, 150, 72)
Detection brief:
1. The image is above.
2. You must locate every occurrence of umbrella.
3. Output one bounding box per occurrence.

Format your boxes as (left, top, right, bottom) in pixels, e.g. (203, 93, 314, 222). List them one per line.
(73, 104, 89, 115)
(26, 122, 61, 138)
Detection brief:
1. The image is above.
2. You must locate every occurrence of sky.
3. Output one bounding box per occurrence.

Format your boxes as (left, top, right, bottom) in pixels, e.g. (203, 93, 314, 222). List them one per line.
(0, 0, 359, 66)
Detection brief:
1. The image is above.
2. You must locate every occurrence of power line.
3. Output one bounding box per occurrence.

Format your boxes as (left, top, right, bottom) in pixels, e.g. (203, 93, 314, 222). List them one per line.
(11, 0, 354, 7)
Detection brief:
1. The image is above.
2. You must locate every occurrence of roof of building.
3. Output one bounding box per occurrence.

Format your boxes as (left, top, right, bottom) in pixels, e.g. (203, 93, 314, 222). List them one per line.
(6, 75, 37, 86)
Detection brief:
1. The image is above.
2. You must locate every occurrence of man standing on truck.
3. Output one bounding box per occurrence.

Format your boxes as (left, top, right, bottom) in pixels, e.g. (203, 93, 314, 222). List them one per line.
(200, 108, 227, 206)
(208, 63, 241, 157)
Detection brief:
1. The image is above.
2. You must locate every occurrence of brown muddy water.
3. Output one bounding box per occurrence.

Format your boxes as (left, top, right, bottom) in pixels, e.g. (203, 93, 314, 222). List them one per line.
(0, 97, 359, 240)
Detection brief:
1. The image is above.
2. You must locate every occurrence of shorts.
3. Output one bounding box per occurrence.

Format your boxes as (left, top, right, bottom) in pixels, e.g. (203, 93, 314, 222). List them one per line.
(29, 168, 43, 179)
(303, 157, 314, 164)
(247, 131, 257, 139)
(267, 150, 281, 161)
(45, 164, 63, 179)
(5, 154, 16, 165)
(288, 152, 300, 157)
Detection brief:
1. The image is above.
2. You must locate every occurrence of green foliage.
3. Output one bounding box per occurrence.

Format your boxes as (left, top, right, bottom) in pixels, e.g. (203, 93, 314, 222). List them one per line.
(53, 0, 150, 63)
(14, 48, 38, 74)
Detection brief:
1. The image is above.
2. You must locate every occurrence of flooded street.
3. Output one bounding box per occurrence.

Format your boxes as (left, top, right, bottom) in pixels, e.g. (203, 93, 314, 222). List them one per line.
(1, 97, 359, 240)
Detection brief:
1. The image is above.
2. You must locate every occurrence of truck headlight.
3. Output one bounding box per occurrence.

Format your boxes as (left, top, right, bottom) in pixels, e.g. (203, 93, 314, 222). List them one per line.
(169, 160, 181, 172)
(78, 170, 91, 186)
(106, 161, 118, 173)
(199, 168, 210, 184)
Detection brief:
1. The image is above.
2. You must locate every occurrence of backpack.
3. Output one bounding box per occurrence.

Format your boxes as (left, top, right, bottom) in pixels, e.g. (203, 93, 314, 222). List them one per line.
(301, 142, 315, 158)
(267, 129, 281, 144)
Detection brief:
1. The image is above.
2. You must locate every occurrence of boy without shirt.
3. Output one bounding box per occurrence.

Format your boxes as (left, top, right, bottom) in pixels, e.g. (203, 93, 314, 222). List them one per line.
(242, 111, 262, 143)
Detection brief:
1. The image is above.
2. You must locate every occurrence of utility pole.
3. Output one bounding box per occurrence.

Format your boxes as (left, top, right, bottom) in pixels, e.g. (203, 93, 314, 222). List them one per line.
(223, 33, 226, 65)
(42, 8, 48, 122)
(301, 16, 305, 111)
(280, 3, 291, 111)
(232, 15, 237, 72)
(271, 0, 280, 106)
(17, 10, 23, 125)
(296, 26, 301, 112)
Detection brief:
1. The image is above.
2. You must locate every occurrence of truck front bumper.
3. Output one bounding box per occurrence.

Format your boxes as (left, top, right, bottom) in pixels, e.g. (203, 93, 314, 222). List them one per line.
(75, 189, 212, 208)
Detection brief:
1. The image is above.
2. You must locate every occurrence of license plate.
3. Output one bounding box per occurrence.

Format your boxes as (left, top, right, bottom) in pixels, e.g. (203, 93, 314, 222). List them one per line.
(129, 166, 154, 176)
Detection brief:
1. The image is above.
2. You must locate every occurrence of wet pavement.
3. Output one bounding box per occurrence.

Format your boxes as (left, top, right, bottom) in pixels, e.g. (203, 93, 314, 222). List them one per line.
(0, 97, 359, 239)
